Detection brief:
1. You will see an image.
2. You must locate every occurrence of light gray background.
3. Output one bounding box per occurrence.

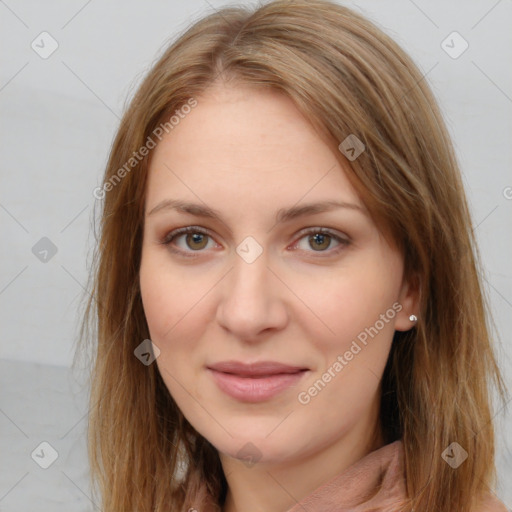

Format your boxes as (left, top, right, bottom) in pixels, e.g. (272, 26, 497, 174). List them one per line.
(1, 0, 511, 510)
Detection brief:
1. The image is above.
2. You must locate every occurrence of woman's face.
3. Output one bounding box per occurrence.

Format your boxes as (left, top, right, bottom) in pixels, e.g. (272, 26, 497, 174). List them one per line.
(139, 82, 416, 465)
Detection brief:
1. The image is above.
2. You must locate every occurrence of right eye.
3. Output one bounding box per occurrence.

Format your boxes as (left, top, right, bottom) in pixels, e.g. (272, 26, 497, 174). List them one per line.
(160, 226, 218, 257)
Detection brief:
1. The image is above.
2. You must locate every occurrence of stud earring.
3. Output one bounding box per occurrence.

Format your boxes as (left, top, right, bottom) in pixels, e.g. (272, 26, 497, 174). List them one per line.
(409, 314, 417, 322)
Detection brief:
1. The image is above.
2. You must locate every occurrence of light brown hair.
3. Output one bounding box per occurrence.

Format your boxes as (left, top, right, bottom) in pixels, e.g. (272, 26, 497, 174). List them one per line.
(78, 1, 507, 510)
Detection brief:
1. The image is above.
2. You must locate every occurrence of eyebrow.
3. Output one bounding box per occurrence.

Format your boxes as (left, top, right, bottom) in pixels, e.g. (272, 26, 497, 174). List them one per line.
(147, 198, 365, 225)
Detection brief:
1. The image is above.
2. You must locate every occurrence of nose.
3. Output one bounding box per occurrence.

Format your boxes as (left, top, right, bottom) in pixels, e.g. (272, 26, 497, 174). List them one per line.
(215, 247, 288, 342)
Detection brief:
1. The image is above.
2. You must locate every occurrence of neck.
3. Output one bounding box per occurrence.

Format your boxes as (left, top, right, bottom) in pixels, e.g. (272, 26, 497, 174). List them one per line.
(220, 399, 385, 512)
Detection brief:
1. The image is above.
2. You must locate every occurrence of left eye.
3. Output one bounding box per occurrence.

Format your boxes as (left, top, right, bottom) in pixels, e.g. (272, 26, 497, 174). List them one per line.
(292, 228, 348, 253)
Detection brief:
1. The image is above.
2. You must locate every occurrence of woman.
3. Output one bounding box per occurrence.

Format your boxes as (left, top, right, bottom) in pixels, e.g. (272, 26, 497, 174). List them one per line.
(79, 1, 508, 511)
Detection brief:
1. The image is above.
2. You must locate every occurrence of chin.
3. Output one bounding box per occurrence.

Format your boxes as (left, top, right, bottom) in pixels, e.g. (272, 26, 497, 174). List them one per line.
(201, 423, 306, 465)
(219, 439, 295, 465)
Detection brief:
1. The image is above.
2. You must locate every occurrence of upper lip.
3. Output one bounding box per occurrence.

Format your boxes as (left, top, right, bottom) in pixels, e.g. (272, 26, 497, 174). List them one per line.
(207, 360, 308, 377)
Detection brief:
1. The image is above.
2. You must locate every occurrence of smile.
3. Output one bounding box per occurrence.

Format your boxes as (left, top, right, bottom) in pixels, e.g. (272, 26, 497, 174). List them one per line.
(206, 360, 309, 402)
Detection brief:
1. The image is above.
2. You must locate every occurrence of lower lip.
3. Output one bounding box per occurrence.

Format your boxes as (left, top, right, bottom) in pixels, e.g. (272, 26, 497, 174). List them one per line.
(207, 369, 307, 402)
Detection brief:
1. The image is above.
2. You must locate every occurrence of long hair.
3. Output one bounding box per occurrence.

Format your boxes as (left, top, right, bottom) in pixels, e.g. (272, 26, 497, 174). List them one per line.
(77, 1, 507, 510)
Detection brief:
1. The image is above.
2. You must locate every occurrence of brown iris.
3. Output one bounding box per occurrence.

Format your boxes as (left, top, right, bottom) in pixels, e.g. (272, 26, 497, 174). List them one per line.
(186, 232, 208, 250)
(308, 233, 331, 251)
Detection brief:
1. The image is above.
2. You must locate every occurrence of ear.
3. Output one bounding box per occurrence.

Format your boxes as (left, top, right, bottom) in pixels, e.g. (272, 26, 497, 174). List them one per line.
(394, 272, 421, 332)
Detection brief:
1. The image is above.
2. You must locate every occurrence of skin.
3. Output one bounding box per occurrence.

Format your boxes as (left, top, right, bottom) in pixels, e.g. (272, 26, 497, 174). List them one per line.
(139, 81, 418, 512)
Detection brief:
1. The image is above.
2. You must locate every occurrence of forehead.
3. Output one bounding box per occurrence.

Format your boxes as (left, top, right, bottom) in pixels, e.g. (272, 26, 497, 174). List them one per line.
(145, 83, 363, 217)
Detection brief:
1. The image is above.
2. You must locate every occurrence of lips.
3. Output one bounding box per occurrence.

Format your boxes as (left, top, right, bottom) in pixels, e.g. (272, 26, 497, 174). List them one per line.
(206, 360, 309, 402)
(207, 360, 308, 376)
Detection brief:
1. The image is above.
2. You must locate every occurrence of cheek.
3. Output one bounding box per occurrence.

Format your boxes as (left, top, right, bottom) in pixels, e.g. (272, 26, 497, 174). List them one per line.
(140, 262, 197, 406)
(291, 259, 402, 353)
(139, 250, 208, 343)
(291, 253, 401, 422)
(294, 281, 395, 437)
(139, 250, 213, 394)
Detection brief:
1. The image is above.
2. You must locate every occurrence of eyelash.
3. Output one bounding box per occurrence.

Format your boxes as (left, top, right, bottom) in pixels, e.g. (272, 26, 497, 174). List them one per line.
(159, 226, 350, 259)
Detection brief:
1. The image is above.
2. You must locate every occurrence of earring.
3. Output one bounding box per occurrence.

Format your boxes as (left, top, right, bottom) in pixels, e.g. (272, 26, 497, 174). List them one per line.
(409, 314, 417, 322)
